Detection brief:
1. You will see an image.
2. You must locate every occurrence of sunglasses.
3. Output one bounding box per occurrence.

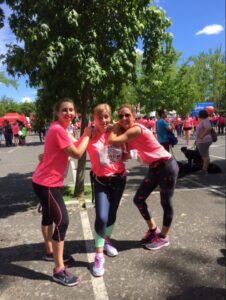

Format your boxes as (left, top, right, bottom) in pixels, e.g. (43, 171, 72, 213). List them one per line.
(118, 113, 131, 119)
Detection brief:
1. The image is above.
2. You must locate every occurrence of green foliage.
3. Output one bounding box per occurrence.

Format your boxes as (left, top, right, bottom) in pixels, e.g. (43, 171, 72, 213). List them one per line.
(188, 48, 225, 110)
(3, 0, 172, 118)
(0, 96, 35, 116)
(62, 184, 92, 201)
(135, 47, 225, 115)
(0, 71, 18, 88)
(0, 0, 4, 28)
(0, 96, 18, 115)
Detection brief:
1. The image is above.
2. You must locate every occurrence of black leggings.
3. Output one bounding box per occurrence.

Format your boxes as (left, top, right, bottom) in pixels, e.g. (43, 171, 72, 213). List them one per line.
(32, 182, 69, 241)
(133, 158, 179, 227)
(93, 174, 126, 238)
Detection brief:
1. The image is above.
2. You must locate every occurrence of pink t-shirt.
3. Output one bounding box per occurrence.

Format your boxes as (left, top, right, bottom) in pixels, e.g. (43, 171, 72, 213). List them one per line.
(148, 119, 156, 132)
(192, 118, 199, 127)
(87, 130, 125, 176)
(183, 117, 193, 128)
(11, 123, 19, 135)
(32, 122, 73, 187)
(127, 123, 171, 164)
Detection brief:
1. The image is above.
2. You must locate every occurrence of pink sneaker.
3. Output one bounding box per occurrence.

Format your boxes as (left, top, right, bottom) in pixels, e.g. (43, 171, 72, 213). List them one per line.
(140, 227, 161, 245)
(92, 254, 105, 277)
(144, 234, 169, 250)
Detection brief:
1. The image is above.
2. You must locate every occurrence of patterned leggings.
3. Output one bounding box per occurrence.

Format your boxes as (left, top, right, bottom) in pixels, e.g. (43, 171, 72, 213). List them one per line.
(133, 158, 179, 227)
(32, 182, 69, 241)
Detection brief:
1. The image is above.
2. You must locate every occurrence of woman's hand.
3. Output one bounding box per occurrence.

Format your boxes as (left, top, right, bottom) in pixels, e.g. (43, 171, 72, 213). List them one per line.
(38, 153, 44, 162)
(112, 122, 125, 135)
(83, 126, 93, 137)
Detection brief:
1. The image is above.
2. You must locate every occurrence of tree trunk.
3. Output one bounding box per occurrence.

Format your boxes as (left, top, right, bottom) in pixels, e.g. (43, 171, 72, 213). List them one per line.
(74, 81, 92, 197)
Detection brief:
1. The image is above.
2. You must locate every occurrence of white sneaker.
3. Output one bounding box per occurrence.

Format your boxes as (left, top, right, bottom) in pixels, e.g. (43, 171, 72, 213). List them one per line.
(104, 240, 118, 257)
(92, 255, 105, 277)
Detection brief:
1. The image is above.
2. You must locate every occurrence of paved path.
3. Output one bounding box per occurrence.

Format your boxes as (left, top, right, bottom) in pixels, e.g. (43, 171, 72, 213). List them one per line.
(0, 134, 225, 300)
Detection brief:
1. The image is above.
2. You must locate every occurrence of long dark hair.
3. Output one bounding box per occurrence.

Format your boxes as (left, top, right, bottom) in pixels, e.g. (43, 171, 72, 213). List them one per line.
(53, 98, 76, 121)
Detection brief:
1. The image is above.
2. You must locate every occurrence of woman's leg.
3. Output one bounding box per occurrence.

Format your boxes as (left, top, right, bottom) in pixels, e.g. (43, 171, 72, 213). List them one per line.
(133, 166, 159, 230)
(42, 224, 53, 254)
(145, 159, 179, 250)
(92, 180, 110, 276)
(159, 159, 179, 236)
(196, 142, 212, 171)
(106, 177, 126, 232)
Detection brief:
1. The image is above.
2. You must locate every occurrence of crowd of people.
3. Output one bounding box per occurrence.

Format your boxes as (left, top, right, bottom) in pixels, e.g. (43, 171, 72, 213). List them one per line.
(0, 119, 28, 147)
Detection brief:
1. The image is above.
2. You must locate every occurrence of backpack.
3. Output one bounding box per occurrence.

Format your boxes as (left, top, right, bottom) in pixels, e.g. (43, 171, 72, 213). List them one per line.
(210, 128, 217, 142)
(167, 131, 178, 147)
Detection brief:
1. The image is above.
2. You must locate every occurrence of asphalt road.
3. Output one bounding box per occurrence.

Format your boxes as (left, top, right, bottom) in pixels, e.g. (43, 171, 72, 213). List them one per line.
(0, 133, 225, 300)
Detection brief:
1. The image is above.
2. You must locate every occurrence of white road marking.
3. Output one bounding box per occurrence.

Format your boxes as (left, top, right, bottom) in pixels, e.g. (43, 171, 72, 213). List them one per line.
(182, 179, 225, 196)
(80, 208, 109, 300)
(8, 148, 17, 153)
(210, 155, 225, 160)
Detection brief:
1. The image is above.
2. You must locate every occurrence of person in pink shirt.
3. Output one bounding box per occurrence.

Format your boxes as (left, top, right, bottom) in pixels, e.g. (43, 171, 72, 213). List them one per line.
(109, 104, 179, 251)
(192, 116, 199, 134)
(11, 121, 20, 146)
(182, 114, 193, 145)
(86, 103, 127, 277)
(32, 98, 91, 287)
(148, 117, 156, 135)
(217, 114, 225, 134)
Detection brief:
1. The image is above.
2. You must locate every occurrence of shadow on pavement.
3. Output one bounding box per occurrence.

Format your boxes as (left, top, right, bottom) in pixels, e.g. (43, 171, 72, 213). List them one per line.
(167, 287, 225, 300)
(125, 159, 225, 197)
(0, 172, 38, 219)
(0, 240, 90, 284)
(217, 248, 226, 267)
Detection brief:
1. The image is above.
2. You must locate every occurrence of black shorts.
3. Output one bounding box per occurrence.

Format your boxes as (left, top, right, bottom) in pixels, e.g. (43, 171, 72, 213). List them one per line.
(184, 127, 192, 131)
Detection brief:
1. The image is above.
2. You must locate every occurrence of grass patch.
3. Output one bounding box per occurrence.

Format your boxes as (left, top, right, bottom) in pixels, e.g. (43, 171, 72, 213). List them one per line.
(62, 184, 92, 201)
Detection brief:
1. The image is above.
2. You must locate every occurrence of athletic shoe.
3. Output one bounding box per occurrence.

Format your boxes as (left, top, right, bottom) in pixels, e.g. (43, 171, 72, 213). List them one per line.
(92, 255, 105, 277)
(144, 234, 170, 250)
(43, 253, 72, 263)
(140, 227, 160, 245)
(104, 240, 118, 257)
(52, 267, 79, 287)
(197, 169, 208, 176)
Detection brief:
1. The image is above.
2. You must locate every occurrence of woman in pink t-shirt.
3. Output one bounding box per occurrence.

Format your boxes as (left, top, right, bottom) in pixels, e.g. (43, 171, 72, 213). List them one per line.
(86, 103, 127, 277)
(182, 114, 193, 145)
(32, 98, 91, 287)
(11, 121, 20, 146)
(109, 104, 179, 251)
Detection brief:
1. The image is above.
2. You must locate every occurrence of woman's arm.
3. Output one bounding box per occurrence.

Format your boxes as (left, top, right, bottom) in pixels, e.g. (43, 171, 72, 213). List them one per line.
(108, 123, 141, 146)
(65, 127, 91, 159)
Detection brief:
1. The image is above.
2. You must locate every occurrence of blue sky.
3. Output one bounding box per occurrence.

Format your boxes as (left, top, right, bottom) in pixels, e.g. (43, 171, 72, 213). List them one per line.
(0, 0, 225, 103)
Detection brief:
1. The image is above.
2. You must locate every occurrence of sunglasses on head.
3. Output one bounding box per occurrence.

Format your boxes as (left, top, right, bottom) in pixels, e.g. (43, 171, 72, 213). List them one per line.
(118, 113, 131, 119)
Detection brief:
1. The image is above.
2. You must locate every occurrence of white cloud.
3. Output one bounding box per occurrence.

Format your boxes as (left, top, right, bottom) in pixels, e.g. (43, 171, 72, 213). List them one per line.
(21, 96, 32, 103)
(195, 24, 224, 36)
(135, 48, 143, 55)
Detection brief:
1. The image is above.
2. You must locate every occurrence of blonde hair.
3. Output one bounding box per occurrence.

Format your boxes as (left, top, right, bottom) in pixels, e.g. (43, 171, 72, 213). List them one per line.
(93, 103, 111, 116)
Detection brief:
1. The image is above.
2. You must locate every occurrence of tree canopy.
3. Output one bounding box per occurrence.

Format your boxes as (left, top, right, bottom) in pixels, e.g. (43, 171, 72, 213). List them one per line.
(3, 0, 172, 117)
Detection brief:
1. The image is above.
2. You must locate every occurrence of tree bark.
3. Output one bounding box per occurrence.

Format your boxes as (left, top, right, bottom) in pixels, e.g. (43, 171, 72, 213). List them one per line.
(74, 81, 92, 197)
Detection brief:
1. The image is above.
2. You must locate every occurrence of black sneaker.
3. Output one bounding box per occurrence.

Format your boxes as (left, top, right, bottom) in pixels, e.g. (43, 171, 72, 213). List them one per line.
(43, 253, 72, 263)
(52, 267, 80, 287)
